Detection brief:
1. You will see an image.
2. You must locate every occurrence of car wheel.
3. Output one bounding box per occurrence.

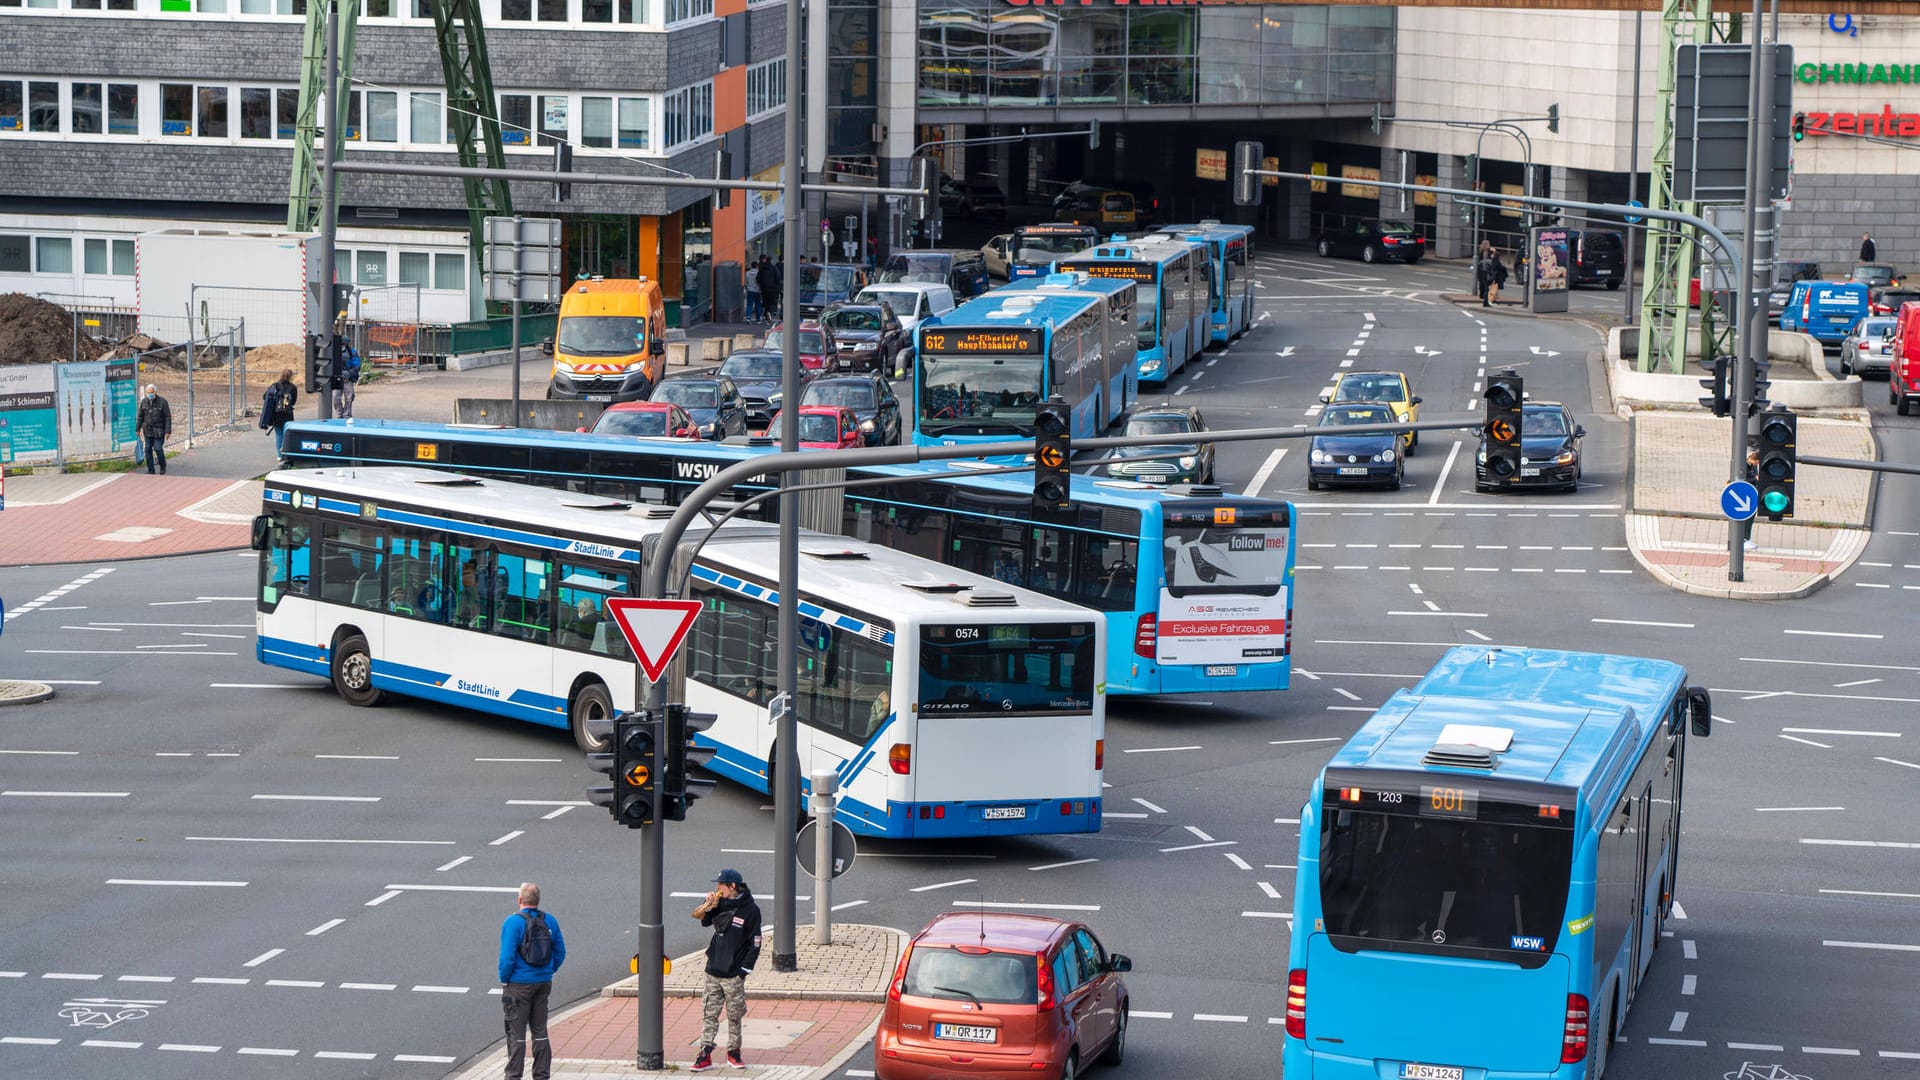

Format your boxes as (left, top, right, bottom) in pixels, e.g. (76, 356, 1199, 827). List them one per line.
(569, 681, 614, 754)
(1841, 357, 1852, 375)
(1307, 478, 1322, 492)
(1606, 278, 1623, 291)
(1060, 1049, 1078, 1080)
(330, 633, 385, 708)
(1406, 255, 1422, 265)
(1317, 239, 1333, 258)
(1386, 470, 1402, 491)
(1362, 245, 1378, 264)
(1100, 1009, 1128, 1066)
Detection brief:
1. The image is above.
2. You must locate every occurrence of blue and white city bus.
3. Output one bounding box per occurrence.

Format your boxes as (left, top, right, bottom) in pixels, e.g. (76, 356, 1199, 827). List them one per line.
(1158, 221, 1256, 343)
(280, 419, 1299, 697)
(1006, 222, 1102, 278)
(912, 270, 1137, 451)
(1284, 646, 1712, 1080)
(252, 466, 1106, 838)
(1055, 235, 1208, 385)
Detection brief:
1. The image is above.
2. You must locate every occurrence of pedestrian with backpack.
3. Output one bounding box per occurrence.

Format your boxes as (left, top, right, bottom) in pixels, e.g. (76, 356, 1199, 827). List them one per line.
(498, 881, 566, 1080)
(331, 322, 363, 419)
(260, 368, 299, 465)
(690, 868, 762, 1072)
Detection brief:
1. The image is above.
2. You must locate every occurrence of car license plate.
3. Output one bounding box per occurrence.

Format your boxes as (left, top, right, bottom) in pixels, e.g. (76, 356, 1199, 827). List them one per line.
(935, 1024, 996, 1043)
(981, 806, 1027, 820)
(1521, 467, 1541, 477)
(1398, 1065, 1464, 1080)
(1338, 467, 1368, 476)
(1206, 665, 1238, 677)
(586, 394, 613, 403)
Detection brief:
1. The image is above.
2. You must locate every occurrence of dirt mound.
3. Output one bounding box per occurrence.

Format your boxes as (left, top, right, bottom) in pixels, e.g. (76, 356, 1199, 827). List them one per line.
(246, 343, 306, 382)
(0, 293, 108, 365)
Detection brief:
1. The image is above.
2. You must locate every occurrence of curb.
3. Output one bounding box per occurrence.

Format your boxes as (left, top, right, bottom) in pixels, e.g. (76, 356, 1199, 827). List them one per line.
(0, 680, 57, 707)
(806, 1014, 881, 1080)
(1439, 293, 1622, 336)
(443, 988, 613, 1080)
(1623, 513, 1870, 600)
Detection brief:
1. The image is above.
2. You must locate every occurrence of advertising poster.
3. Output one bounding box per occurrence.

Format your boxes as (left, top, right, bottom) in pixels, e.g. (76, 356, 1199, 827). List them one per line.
(1340, 165, 1380, 201)
(1532, 228, 1571, 292)
(56, 361, 113, 459)
(746, 165, 783, 241)
(1195, 148, 1228, 181)
(0, 363, 59, 464)
(1157, 525, 1290, 666)
(106, 359, 138, 452)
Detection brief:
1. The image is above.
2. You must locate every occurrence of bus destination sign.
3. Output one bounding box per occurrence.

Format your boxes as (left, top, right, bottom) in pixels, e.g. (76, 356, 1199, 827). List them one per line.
(921, 328, 1042, 354)
(1078, 262, 1155, 283)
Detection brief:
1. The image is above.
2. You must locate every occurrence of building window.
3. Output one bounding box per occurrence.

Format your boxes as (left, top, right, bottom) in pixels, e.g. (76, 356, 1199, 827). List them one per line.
(538, 94, 568, 146)
(28, 81, 58, 133)
(662, 82, 712, 149)
(113, 238, 134, 276)
(617, 96, 649, 149)
(581, 96, 612, 148)
(367, 90, 399, 143)
(36, 237, 73, 274)
(501, 0, 566, 20)
(276, 87, 298, 138)
(198, 86, 229, 138)
(345, 90, 362, 140)
(664, 0, 710, 24)
(0, 235, 28, 273)
(499, 93, 532, 146)
(746, 58, 786, 117)
(240, 87, 274, 139)
(71, 83, 103, 134)
(584, 0, 644, 22)
(0, 83, 19, 132)
(398, 251, 430, 286)
(433, 252, 465, 290)
(357, 250, 388, 285)
(109, 83, 137, 135)
(410, 91, 443, 143)
(161, 83, 193, 136)
(83, 237, 130, 275)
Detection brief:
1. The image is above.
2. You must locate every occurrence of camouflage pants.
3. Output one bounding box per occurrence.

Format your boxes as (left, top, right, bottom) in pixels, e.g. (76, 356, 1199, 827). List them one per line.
(700, 974, 747, 1052)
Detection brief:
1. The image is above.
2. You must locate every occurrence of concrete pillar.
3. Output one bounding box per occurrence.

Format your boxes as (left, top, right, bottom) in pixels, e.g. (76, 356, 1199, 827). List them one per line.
(1436, 155, 1471, 260)
(1377, 146, 1408, 222)
(1550, 166, 1590, 213)
(1284, 140, 1313, 244)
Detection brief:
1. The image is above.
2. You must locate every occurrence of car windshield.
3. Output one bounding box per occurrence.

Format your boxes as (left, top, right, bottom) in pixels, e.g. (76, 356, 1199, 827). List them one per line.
(880, 254, 951, 285)
(765, 329, 827, 353)
(556, 315, 647, 356)
(1015, 233, 1094, 259)
(825, 309, 882, 332)
(1104, 194, 1133, 211)
(1333, 375, 1406, 403)
(806, 382, 876, 410)
(1862, 318, 1897, 337)
(1124, 415, 1194, 437)
(903, 947, 1037, 1006)
(721, 354, 783, 379)
(799, 265, 854, 294)
(1521, 409, 1569, 437)
(859, 289, 917, 315)
(1853, 265, 1895, 285)
(595, 409, 669, 437)
(1323, 405, 1394, 426)
(655, 382, 717, 408)
(798, 413, 842, 443)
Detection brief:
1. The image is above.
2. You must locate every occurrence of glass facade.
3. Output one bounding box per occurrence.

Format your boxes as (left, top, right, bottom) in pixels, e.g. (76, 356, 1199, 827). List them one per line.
(828, 0, 878, 158)
(918, 3, 1392, 109)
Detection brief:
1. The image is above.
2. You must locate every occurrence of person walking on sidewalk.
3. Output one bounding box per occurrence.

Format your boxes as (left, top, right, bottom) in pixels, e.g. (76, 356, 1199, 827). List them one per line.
(136, 384, 172, 475)
(499, 882, 567, 1080)
(691, 868, 762, 1072)
(330, 323, 362, 420)
(1474, 241, 1497, 306)
(1861, 232, 1877, 263)
(744, 261, 763, 323)
(756, 257, 781, 323)
(1490, 251, 1510, 304)
(262, 368, 299, 465)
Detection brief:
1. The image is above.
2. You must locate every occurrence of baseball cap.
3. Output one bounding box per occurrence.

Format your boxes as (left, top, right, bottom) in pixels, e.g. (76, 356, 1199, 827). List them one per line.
(712, 868, 745, 886)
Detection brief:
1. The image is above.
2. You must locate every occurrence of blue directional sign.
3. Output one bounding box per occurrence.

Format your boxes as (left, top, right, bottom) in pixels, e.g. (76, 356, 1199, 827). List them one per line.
(1721, 479, 1759, 521)
(1624, 199, 1645, 225)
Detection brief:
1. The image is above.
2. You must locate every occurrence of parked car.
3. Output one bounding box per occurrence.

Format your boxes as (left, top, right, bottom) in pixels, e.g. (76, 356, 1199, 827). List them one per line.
(1315, 219, 1426, 264)
(820, 302, 908, 374)
(800, 373, 902, 446)
(764, 320, 838, 372)
(855, 283, 957, 337)
(1780, 279, 1871, 348)
(879, 250, 991, 299)
(1104, 405, 1214, 484)
(586, 400, 700, 439)
(1056, 179, 1158, 229)
(1321, 370, 1422, 453)
(649, 372, 747, 440)
(795, 263, 870, 318)
(1308, 403, 1404, 491)
(764, 405, 864, 449)
(1840, 315, 1897, 377)
(873, 910, 1131, 1080)
(1475, 401, 1586, 493)
(716, 347, 813, 431)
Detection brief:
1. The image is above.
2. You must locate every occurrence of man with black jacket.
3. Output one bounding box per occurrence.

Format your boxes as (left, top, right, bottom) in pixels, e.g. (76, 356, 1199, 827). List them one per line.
(690, 868, 762, 1072)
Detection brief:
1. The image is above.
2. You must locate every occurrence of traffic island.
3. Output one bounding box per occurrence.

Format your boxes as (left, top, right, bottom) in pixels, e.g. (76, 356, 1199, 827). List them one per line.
(0, 680, 56, 706)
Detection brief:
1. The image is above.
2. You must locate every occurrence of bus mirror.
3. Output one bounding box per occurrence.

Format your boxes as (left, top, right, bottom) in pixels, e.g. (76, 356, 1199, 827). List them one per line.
(1686, 686, 1712, 737)
(250, 515, 273, 552)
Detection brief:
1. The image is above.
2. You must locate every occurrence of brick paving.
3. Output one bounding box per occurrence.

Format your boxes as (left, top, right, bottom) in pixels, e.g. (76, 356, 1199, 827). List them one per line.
(0, 473, 255, 566)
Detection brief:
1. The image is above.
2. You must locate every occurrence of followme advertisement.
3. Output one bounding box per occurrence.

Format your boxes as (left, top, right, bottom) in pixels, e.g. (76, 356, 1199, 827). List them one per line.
(1157, 524, 1289, 666)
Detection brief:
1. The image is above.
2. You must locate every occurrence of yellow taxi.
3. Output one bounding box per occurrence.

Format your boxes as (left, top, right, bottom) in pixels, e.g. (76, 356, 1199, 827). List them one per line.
(1319, 370, 1423, 453)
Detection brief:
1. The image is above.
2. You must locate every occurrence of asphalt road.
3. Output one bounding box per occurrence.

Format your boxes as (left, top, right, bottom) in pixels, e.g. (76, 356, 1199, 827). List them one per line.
(2, 249, 1914, 1080)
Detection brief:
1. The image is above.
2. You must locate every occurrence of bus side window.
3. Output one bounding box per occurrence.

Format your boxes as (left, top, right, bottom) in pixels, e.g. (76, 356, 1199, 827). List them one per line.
(489, 551, 552, 645)
(261, 515, 313, 606)
(318, 521, 385, 610)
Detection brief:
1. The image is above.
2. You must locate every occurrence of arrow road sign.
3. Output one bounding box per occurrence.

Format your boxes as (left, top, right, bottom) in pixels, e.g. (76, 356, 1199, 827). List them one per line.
(604, 598, 703, 682)
(1721, 480, 1759, 522)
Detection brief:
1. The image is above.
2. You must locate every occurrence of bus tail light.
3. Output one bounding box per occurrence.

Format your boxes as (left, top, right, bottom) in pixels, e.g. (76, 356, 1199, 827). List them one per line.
(1285, 969, 1306, 1039)
(888, 946, 911, 1001)
(1134, 613, 1156, 657)
(1095, 739, 1104, 770)
(889, 744, 911, 774)
(1036, 955, 1057, 1011)
(1561, 993, 1590, 1063)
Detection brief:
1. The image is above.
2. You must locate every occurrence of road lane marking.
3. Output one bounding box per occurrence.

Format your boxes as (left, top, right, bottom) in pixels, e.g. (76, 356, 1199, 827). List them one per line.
(192, 977, 248, 985)
(315, 754, 399, 760)
(1185, 825, 1215, 841)
(1877, 757, 1920, 770)
(1669, 1012, 1688, 1032)
(1029, 858, 1098, 871)
(265, 979, 325, 988)
(1244, 448, 1288, 496)
(1258, 881, 1284, 900)
(1131, 798, 1167, 814)
(910, 878, 978, 892)
(252, 794, 383, 802)
(107, 879, 246, 887)
(1195, 1014, 1248, 1023)
(1802, 839, 1920, 849)
(952, 901, 1099, 911)
(82, 1040, 143, 1048)
(1122, 745, 1202, 753)
(1681, 974, 1696, 995)
(187, 836, 455, 845)
(1592, 618, 1694, 629)
(1803, 1047, 1862, 1056)
(1240, 911, 1293, 918)
(1160, 840, 1236, 852)
(1269, 738, 1342, 746)
(1821, 889, 1920, 899)
(1824, 939, 1920, 952)
(1224, 853, 1251, 870)
(1781, 727, 1899, 737)
(4, 790, 129, 798)
(238, 1047, 299, 1056)
(242, 949, 284, 968)
(1728, 1042, 1784, 1051)
(410, 985, 469, 994)
(1783, 629, 1883, 639)
(1428, 440, 1461, 505)
(435, 856, 472, 873)
(306, 919, 346, 936)
(1778, 735, 1831, 749)
(1755, 806, 1845, 812)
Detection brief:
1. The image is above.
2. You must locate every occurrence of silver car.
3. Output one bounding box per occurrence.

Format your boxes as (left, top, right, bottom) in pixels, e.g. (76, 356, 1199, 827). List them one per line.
(1840, 315, 1896, 376)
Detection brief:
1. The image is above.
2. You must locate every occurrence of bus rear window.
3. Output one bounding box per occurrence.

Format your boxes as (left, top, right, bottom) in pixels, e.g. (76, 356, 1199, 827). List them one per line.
(918, 622, 1095, 717)
(1163, 523, 1288, 597)
(1318, 810, 1573, 966)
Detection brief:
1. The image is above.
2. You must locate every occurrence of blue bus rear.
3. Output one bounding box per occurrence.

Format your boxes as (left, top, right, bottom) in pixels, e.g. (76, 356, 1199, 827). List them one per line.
(1159, 222, 1256, 343)
(1286, 647, 1706, 1080)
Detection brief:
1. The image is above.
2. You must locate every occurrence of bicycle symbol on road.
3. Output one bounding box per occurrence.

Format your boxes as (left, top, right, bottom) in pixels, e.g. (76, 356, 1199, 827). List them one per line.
(1725, 1063, 1812, 1080)
(58, 997, 164, 1029)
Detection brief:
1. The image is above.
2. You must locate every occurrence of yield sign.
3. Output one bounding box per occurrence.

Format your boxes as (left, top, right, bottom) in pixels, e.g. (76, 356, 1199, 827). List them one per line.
(604, 598, 702, 682)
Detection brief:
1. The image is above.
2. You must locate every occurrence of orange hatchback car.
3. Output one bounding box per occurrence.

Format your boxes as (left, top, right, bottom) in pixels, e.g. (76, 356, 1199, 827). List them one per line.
(875, 912, 1131, 1080)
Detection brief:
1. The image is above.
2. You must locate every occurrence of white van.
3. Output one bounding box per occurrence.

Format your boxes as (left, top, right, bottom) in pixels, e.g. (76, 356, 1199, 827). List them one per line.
(854, 282, 955, 335)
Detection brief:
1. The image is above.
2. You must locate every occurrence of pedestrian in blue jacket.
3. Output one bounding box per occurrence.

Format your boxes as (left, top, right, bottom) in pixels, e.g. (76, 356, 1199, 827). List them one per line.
(498, 882, 566, 1080)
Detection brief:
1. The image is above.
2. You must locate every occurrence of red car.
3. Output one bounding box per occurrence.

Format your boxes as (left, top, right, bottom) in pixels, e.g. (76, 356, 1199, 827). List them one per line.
(586, 400, 700, 439)
(763, 320, 837, 372)
(764, 405, 863, 449)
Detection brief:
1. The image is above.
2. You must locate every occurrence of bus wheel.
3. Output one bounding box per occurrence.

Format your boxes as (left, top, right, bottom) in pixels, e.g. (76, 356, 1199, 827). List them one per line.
(569, 682, 615, 754)
(331, 633, 385, 707)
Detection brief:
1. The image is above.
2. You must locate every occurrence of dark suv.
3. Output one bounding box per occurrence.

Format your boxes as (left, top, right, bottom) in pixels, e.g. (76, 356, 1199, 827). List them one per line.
(879, 250, 991, 300)
(820, 302, 908, 374)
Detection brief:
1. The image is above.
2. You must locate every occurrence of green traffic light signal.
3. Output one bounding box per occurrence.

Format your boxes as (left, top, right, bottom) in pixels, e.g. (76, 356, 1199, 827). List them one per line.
(1761, 490, 1790, 514)
(1792, 112, 1806, 142)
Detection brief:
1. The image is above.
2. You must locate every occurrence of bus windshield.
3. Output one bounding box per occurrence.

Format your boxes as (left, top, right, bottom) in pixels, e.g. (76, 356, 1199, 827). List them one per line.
(1014, 232, 1095, 262)
(557, 316, 647, 356)
(918, 622, 1097, 717)
(1317, 808, 1573, 963)
(918, 353, 1043, 435)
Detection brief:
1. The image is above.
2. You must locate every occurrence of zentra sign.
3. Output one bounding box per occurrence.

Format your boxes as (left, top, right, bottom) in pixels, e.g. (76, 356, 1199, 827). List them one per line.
(1796, 105, 1920, 137)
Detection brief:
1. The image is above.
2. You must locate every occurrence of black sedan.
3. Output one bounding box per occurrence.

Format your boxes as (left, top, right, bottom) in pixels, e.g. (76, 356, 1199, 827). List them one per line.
(1105, 405, 1214, 484)
(1315, 219, 1426, 264)
(650, 372, 748, 441)
(820, 302, 907, 374)
(1475, 402, 1586, 493)
(716, 348, 813, 432)
(1308, 403, 1403, 490)
(800, 374, 902, 446)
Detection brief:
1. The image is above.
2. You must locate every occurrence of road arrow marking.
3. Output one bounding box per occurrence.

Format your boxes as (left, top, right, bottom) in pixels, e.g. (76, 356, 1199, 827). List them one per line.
(1414, 345, 1442, 357)
(1275, 346, 1295, 358)
(1529, 346, 1561, 357)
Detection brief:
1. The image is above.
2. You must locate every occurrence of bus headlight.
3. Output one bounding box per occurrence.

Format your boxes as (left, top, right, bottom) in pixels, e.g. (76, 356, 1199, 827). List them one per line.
(1142, 359, 1163, 375)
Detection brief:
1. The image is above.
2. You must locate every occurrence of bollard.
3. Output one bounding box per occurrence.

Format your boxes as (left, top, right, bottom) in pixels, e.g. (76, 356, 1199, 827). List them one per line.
(809, 767, 838, 945)
(733, 333, 760, 352)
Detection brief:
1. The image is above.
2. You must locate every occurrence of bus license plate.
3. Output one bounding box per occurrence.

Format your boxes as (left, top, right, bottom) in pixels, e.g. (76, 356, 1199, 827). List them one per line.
(1206, 665, 1238, 676)
(1398, 1065, 1464, 1080)
(981, 806, 1027, 820)
(935, 1024, 996, 1043)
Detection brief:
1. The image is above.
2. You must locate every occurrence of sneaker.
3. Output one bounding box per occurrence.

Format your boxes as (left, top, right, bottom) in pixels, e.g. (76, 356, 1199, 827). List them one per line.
(727, 1049, 745, 1069)
(691, 1046, 714, 1072)
(1743, 539, 1758, 551)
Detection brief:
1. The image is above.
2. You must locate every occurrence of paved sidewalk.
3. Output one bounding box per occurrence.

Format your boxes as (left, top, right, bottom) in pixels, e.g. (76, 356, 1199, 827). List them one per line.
(448, 924, 901, 1080)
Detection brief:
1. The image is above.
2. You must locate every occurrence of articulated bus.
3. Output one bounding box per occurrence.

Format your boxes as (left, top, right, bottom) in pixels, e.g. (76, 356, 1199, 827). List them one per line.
(1158, 221, 1256, 343)
(914, 270, 1137, 451)
(253, 466, 1105, 838)
(1055, 235, 1208, 386)
(281, 419, 1298, 697)
(1007, 222, 1102, 278)
(1285, 646, 1712, 1080)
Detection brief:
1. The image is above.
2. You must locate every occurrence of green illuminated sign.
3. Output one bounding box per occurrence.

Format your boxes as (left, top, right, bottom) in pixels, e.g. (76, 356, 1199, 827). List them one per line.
(1761, 490, 1790, 513)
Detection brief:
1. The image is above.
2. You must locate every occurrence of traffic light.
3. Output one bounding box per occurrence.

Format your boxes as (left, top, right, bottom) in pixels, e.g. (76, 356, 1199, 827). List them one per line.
(553, 140, 574, 200)
(1483, 373, 1524, 483)
(661, 703, 719, 822)
(1233, 140, 1265, 208)
(1033, 395, 1071, 513)
(1370, 103, 1382, 136)
(1087, 118, 1100, 150)
(1697, 355, 1731, 418)
(1748, 357, 1773, 415)
(1465, 154, 1480, 186)
(1792, 112, 1806, 141)
(1547, 103, 1560, 134)
(1755, 406, 1797, 520)
(588, 711, 657, 828)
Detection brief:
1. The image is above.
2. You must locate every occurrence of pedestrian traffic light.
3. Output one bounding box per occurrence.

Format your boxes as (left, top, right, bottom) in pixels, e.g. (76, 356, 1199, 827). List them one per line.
(588, 711, 657, 828)
(1233, 140, 1265, 208)
(1483, 373, 1524, 483)
(1792, 112, 1806, 141)
(1755, 406, 1797, 520)
(1033, 395, 1071, 513)
(1698, 355, 1731, 418)
(661, 703, 719, 822)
